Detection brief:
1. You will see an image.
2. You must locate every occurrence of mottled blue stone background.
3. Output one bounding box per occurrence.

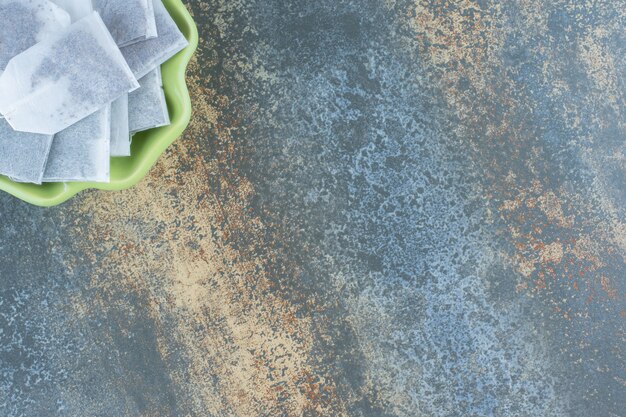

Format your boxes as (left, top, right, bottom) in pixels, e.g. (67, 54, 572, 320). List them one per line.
(0, 0, 624, 416)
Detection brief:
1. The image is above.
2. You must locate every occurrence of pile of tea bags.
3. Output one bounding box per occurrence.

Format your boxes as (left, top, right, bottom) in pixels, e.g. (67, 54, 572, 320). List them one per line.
(0, 0, 187, 183)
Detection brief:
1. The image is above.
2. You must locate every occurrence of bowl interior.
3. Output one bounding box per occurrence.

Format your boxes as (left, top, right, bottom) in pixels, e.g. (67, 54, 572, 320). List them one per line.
(0, 0, 198, 207)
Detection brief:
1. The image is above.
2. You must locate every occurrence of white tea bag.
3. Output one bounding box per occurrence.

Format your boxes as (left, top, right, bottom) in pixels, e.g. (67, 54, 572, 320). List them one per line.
(0, 0, 71, 69)
(128, 68, 170, 134)
(47, 5, 121, 169)
(0, 119, 53, 184)
(110, 94, 131, 156)
(49, 0, 92, 22)
(53, 1, 132, 157)
(0, 12, 139, 135)
(0, 0, 69, 184)
(92, 0, 156, 47)
(121, 0, 188, 79)
(43, 106, 111, 182)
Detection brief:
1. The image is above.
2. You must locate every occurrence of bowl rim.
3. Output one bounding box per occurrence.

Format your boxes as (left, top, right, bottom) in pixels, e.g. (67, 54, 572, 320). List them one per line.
(0, 0, 199, 207)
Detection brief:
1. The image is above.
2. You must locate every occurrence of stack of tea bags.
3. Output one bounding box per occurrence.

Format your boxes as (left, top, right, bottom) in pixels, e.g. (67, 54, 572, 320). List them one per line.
(0, 0, 187, 183)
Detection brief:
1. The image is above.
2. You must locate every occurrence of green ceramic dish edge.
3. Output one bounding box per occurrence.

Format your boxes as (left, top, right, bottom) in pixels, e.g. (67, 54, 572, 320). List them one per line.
(0, 0, 199, 207)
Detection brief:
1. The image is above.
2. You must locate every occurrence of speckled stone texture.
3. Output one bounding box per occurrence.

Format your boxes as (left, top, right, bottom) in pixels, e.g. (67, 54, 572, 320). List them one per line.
(0, 0, 624, 416)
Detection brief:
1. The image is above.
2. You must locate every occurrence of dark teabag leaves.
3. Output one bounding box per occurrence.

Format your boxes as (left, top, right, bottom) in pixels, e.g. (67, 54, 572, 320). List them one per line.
(110, 94, 131, 156)
(121, 0, 188, 79)
(43, 106, 111, 182)
(129, 68, 170, 134)
(49, 0, 92, 22)
(0, 12, 139, 135)
(0, 0, 71, 70)
(92, 0, 156, 47)
(0, 119, 53, 184)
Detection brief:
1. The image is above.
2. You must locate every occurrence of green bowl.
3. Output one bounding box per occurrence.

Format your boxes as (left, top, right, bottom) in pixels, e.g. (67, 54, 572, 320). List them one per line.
(0, 0, 198, 207)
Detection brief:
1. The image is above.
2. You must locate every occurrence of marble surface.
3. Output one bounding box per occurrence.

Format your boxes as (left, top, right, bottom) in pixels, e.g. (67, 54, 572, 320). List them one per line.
(0, 0, 624, 415)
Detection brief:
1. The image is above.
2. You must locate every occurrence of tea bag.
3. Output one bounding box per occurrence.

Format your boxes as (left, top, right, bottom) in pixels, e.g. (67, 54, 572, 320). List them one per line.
(110, 95, 131, 156)
(0, 119, 53, 184)
(49, 0, 92, 22)
(129, 68, 170, 134)
(48, 3, 131, 158)
(121, 0, 188, 79)
(92, 0, 157, 47)
(0, 12, 139, 135)
(50, 3, 132, 157)
(0, 0, 69, 184)
(0, 0, 71, 70)
(43, 106, 111, 182)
